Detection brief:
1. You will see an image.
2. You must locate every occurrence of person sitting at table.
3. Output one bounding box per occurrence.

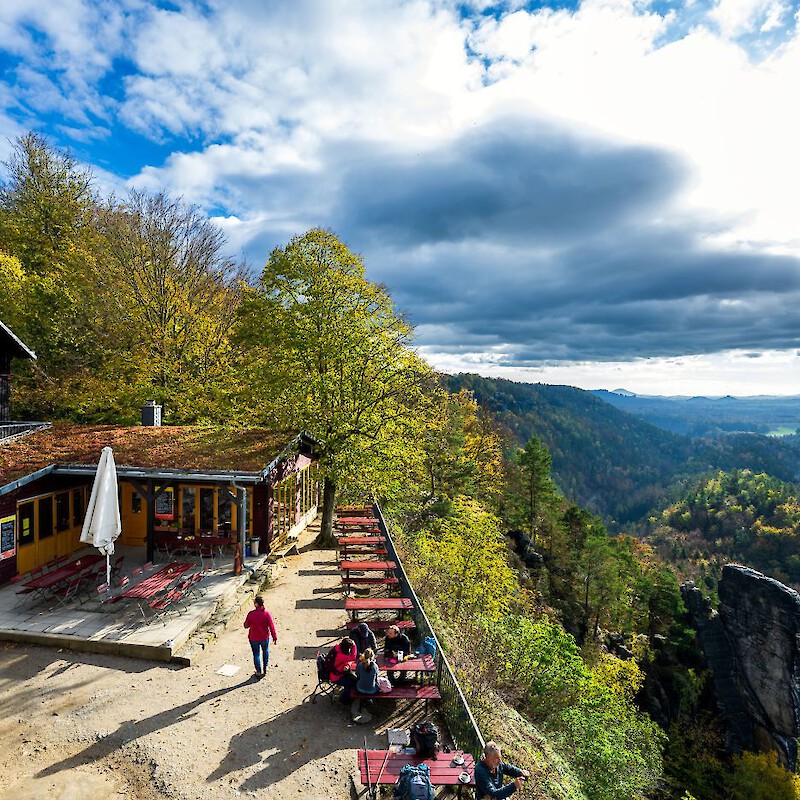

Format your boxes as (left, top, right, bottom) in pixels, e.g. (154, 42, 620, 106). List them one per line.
(382, 624, 412, 684)
(382, 624, 411, 660)
(474, 741, 530, 799)
(355, 647, 379, 695)
(352, 621, 377, 655)
(329, 637, 358, 704)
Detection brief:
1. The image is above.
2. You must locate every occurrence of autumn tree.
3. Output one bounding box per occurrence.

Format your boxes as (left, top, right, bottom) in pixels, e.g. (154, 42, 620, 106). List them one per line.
(96, 191, 243, 419)
(236, 228, 428, 545)
(0, 132, 100, 368)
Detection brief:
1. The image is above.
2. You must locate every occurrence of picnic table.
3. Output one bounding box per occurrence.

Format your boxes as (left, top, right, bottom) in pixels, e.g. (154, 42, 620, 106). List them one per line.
(337, 535, 386, 550)
(345, 596, 412, 620)
(340, 560, 397, 593)
(116, 562, 194, 600)
(358, 750, 475, 794)
(336, 517, 379, 530)
(377, 653, 435, 673)
(378, 653, 435, 685)
(18, 553, 104, 594)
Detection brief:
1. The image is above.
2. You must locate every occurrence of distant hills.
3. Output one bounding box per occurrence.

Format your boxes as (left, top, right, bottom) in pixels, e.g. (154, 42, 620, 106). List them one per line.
(592, 390, 800, 437)
(444, 374, 800, 530)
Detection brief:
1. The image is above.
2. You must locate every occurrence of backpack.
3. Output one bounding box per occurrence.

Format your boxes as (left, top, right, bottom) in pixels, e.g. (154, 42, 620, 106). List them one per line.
(410, 720, 439, 758)
(377, 674, 393, 693)
(320, 649, 337, 680)
(393, 763, 434, 800)
(415, 635, 437, 660)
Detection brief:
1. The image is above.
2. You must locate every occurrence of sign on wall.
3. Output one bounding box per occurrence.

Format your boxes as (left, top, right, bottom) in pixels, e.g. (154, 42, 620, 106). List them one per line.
(0, 515, 15, 560)
(154, 487, 175, 521)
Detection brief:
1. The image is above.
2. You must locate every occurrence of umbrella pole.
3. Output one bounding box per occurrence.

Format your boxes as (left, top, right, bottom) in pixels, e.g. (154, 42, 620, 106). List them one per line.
(106, 554, 111, 587)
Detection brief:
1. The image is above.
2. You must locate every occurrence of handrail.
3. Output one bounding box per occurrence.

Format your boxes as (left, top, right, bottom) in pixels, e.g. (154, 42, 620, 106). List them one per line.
(372, 501, 485, 761)
(0, 421, 50, 441)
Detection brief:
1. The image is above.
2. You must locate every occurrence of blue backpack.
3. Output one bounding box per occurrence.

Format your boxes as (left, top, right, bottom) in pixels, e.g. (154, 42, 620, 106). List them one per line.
(416, 635, 437, 660)
(394, 763, 434, 800)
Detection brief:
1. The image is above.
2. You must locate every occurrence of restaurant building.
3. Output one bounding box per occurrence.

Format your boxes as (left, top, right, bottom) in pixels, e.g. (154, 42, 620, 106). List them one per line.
(0, 423, 321, 585)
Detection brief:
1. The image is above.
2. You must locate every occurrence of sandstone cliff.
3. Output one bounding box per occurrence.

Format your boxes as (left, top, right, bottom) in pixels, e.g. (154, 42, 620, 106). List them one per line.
(682, 564, 800, 767)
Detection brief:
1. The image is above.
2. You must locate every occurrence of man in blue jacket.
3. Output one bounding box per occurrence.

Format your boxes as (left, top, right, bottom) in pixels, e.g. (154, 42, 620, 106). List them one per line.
(474, 741, 530, 799)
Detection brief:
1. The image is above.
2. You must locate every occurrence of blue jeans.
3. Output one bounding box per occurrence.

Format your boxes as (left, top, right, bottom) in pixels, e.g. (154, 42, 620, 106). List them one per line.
(250, 640, 269, 673)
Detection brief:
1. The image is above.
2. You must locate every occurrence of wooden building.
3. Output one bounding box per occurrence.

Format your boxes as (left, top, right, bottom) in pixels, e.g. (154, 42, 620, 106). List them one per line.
(0, 320, 36, 423)
(0, 424, 320, 584)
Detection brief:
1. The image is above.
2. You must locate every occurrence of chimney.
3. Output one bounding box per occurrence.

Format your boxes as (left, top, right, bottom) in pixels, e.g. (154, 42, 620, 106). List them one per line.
(141, 400, 162, 427)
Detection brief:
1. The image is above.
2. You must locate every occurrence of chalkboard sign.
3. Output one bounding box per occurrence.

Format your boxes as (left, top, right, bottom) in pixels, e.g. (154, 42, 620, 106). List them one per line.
(154, 488, 175, 520)
(0, 515, 15, 560)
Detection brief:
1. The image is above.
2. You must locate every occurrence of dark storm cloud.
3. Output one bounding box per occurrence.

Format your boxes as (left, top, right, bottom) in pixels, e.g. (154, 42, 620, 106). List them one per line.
(235, 114, 800, 364)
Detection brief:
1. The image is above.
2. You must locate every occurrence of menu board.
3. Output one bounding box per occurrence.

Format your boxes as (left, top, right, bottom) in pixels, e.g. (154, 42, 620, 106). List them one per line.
(154, 487, 175, 521)
(0, 515, 15, 560)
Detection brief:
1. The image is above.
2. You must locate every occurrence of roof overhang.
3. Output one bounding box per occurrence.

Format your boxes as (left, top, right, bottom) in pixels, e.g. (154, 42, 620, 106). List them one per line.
(0, 319, 36, 361)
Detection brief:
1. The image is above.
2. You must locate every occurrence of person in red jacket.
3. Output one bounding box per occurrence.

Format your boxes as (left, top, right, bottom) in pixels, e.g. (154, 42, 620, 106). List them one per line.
(244, 595, 277, 678)
(329, 637, 358, 702)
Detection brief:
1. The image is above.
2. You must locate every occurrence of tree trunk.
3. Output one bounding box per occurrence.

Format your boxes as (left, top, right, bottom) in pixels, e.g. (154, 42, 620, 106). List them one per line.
(316, 476, 338, 548)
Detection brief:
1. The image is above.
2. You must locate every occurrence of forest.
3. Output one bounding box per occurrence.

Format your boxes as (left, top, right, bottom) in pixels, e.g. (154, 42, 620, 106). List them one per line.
(2, 133, 800, 799)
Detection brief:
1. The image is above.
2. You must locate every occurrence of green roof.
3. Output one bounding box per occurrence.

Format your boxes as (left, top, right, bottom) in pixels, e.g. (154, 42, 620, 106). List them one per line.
(0, 424, 314, 490)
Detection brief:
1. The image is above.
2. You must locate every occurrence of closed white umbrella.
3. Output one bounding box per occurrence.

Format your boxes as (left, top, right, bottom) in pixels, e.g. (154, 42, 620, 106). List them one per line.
(80, 446, 122, 586)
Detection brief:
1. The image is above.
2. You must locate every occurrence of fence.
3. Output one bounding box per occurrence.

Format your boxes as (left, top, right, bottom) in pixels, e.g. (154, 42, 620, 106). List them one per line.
(0, 421, 49, 441)
(373, 501, 485, 760)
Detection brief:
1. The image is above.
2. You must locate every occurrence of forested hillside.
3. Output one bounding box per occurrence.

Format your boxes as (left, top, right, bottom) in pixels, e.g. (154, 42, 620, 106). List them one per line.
(648, 469, 800, 591)
(446, 373, 800, 529)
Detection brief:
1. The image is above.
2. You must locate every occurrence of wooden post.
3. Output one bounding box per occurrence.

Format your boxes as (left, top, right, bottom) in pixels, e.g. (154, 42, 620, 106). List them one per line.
(234, 486, 246, 575)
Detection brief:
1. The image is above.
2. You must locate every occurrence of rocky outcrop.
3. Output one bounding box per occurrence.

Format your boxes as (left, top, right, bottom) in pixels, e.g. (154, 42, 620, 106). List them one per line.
(682, 565, 800, 767)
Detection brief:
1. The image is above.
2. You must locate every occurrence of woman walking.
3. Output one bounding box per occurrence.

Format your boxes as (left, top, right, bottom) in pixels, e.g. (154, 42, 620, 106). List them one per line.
(244, 595, 277, 678)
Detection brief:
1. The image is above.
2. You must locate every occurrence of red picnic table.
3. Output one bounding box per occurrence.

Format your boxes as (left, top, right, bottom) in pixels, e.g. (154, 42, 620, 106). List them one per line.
(336, 505, 373, 516)
(377, 653, 434, 672)
(340, 560, 397, 594)
(336, 517, 379, 529)
(17, 553, 104, 600)
(378, 652, 435, 684)
(337, 535, 386, 548)
(345, 596, 412, 620)
(116, 562, 194, 600)
(358, 750, 475, 794)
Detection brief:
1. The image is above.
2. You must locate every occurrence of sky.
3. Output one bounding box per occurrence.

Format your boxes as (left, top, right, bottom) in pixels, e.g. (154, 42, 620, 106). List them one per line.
(1, 0, 799, 397)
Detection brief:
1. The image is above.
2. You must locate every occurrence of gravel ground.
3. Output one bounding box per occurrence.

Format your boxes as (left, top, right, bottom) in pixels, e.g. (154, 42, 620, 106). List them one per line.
(0, 526, 397, 800)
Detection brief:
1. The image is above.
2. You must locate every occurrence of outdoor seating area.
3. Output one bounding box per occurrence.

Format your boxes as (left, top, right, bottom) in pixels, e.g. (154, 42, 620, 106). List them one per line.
(327, 504, 477, 795)
(0, 543, 267, 658)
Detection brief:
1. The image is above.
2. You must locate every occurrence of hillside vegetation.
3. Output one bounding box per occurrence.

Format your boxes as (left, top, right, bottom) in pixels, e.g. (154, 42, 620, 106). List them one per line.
(445, 373, 800, 529)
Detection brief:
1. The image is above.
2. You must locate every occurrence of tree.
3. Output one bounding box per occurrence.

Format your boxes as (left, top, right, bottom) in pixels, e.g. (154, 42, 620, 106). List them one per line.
(0, 132, 100, 367)
(236, 228, 428, 545)
(96, 191, 243, 419)
(508, 435, 559, 549)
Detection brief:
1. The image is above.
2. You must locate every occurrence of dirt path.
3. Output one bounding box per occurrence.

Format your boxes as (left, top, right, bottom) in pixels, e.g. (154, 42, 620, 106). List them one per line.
(0, 528, 394, 800)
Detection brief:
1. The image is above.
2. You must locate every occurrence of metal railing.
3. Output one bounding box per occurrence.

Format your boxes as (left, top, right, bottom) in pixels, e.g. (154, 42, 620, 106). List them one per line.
(0, 421, 50, 441)
(373, 501, 485, 761)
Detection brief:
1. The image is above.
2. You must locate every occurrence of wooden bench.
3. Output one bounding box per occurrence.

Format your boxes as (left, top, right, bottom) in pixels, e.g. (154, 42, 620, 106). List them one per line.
(345, 619, 415, 632)
(357, 749, 475, 796)
(346, 577, 399, 587)
(351, 684, 441, 713)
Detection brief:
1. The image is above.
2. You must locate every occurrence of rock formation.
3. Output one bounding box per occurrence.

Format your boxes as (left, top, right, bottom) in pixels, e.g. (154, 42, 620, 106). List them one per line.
(682, 564, 800, 767)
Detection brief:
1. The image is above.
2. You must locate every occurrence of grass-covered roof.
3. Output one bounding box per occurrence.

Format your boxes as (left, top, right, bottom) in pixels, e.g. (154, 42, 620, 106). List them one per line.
(0, 424, 306, 488)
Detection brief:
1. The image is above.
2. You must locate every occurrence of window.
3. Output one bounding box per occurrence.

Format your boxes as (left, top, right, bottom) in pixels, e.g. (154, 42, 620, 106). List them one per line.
(19, 502, 34, 546)
(182, 487, 196, 532)
(38, 497, 54, 539)
(131, 492, 142, 514)
(218, 491, 232, 530)
(73, 488, 85, 527)
(199, 488, 214, 531)
(55, 492, 70, 531)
